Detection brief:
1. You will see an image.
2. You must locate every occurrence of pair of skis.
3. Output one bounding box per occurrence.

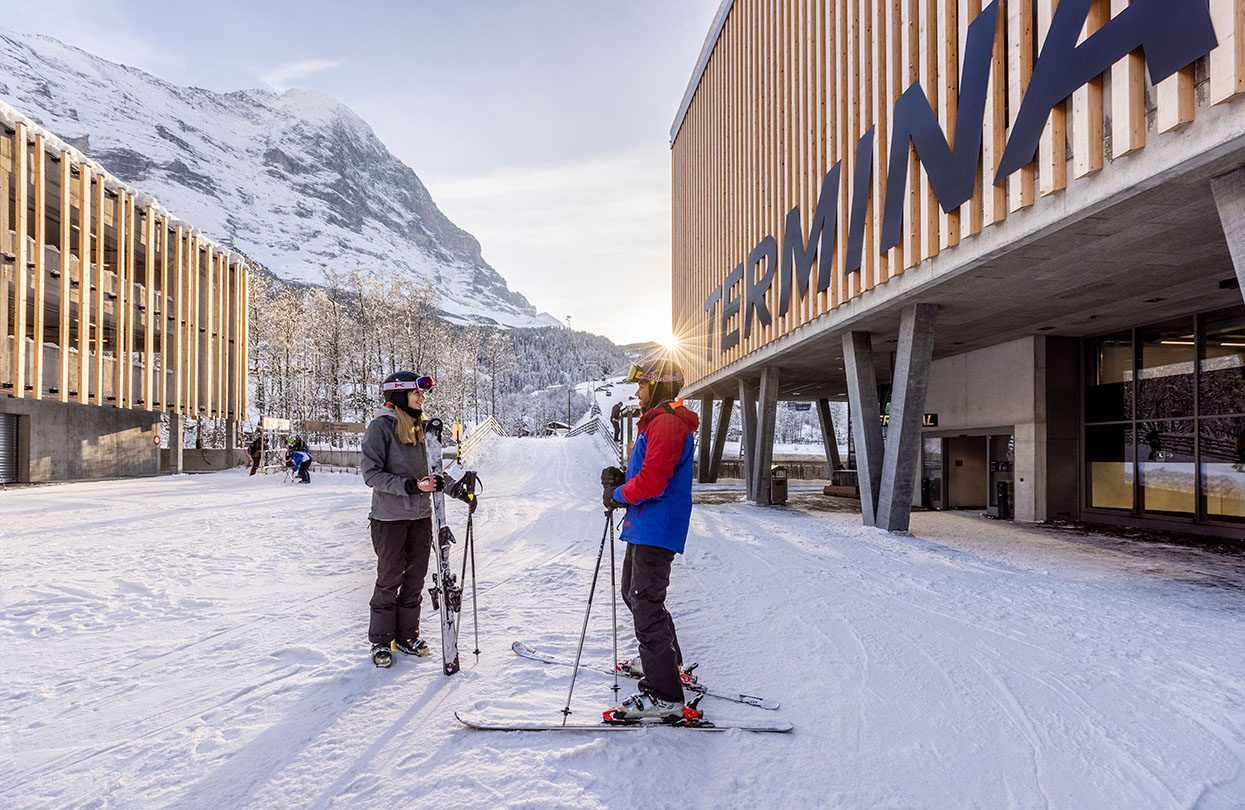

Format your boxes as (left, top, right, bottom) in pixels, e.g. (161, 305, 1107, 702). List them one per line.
(455, 643, 790, 734)
(424, 418, 462, 676)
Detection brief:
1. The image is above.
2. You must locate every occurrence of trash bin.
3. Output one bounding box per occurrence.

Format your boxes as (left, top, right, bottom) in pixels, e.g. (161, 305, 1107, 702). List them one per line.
(770, 465, 788, 505)
(995, 480, 1011, 520)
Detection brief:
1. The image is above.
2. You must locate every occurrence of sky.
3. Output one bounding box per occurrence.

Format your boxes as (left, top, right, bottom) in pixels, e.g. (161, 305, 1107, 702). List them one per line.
(0, 0, 722, 344)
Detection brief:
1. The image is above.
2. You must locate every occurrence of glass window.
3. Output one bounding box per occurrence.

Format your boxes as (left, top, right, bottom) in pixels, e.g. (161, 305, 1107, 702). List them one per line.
(1086, 333, 1133, 423)
(1200, 417, 1245, 521)
(1137, 319, 1194, 420)
(1200, 310, 1245, 417)
(1086, 424, 1133, 510)
(1137, 420, 1195, 515)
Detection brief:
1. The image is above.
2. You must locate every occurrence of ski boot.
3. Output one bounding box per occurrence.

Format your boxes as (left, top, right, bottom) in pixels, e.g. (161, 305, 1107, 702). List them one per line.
(393, 638, 432, 657)
(604, 689, 704, 726)
(616, 657, 700, 687)
(371, 643, 393, 668)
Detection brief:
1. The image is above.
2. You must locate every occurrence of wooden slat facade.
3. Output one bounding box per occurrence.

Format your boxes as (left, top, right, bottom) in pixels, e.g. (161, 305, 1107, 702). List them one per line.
(0, 110, 251, 419)
(672, 0, 1245, 391)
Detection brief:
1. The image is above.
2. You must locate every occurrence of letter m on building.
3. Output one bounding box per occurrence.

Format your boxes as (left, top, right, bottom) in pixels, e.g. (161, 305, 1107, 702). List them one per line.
(879, 1, 999, 254)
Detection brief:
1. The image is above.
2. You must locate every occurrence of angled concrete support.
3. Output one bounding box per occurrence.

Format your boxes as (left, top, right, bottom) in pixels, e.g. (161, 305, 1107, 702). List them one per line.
(708, 396, 734, 483)
(225, 417, 237, 467)
(842, 332, 884, 526)
(754, 367, 780, 504)
(1212, 167, 1245, 304)
(876, 304, 939, 532)
(697, 397, 714, 483)
(817, 399, 842, 471)
(738, 379, 759, 500)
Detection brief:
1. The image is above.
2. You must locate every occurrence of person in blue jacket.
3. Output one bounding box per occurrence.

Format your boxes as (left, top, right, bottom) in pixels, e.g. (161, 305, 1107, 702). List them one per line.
(286, 436, 312, 484)
(600, 358, 699, 722)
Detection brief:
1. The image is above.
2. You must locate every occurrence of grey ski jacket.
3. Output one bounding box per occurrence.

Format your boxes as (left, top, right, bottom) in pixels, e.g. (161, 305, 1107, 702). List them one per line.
(361, 408, 432, 521)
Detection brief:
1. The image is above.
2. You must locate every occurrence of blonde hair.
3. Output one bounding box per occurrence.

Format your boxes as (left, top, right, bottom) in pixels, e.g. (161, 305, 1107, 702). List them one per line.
(389, 403, 425, 445)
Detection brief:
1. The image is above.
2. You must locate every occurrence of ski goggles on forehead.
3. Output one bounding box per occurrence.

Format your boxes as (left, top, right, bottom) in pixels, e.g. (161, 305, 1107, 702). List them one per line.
(625, 363, 682, 384)
(383, 375, 436, 392)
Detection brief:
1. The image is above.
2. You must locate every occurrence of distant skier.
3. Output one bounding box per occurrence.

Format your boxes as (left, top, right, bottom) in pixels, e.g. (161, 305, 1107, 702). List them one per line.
(360, 371, 444, 668)
(600, 358, 699, 722)
(246, 433, 263, 476)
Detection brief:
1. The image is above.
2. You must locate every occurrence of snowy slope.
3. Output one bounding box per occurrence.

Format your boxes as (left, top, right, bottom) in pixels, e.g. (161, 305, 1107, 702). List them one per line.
(0, 29, 559, 328)
(3, 437, 1244, 807)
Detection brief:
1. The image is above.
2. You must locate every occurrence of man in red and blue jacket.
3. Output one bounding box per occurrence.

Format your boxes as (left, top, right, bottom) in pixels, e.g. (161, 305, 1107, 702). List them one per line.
(601, 358, 700, 720)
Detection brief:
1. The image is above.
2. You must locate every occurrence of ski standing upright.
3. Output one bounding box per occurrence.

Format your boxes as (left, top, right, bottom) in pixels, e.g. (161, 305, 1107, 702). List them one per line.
(423, 417, 462, 676)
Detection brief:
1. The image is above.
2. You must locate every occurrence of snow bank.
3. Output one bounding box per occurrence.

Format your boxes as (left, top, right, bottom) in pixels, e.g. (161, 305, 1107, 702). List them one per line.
(2, 436, 1243, 807)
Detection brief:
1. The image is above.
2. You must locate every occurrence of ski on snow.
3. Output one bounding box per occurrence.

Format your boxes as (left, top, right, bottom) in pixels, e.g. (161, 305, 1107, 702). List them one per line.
(425, 419, 461, 676)
(510, 641, 780, 710)
(455, 711, 792, 734)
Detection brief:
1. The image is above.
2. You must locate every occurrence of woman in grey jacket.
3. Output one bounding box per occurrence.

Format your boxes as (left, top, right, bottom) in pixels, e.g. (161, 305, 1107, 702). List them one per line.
(361, 371, 444, 668)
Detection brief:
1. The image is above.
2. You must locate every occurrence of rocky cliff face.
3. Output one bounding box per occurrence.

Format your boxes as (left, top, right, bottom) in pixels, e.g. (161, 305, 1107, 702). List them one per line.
(0, 30, 558, 328)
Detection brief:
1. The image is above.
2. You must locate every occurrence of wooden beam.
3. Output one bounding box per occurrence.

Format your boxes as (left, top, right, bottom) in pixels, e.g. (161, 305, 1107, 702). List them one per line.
(1037, 0, 1068, 196)
(58, 152, 71, 401)
(1210, 0, 1245, 104)
(1110, 0, 1146, 158)
(159, 217, 169, 411)
(1008, 0, 1036, 210)
(1072, 0, 1108, 178)
(13, 123, 28, 399)
(77, 167, 92, 405)
(174, 225, 185, 415)
(143, 207, 155, 409)
(31, 135, 46, 399)
(114, 190, 128, 408)
(93, 180, 105, 406)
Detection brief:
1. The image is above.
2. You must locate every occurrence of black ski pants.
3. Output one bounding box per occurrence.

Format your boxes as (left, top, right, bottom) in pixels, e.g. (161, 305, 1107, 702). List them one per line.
(620, 542, 684, 703)
(368, 517, 433, 645)
(296, 460, 311, 483)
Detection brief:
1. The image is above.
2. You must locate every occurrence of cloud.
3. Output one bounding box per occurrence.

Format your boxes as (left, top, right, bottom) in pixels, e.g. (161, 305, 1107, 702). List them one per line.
(428, 148, 673, 344)
(261, 59, 343, 91)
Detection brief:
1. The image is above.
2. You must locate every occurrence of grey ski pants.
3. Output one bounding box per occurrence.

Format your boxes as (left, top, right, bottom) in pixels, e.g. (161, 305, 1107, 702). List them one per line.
(620, 542, 684, 703)
(368, 517, 433, 645)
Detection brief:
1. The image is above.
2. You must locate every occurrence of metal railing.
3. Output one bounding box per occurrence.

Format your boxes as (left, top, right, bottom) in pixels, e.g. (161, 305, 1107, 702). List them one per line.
(568, 417, 622, 463)
(459, 416, 507, 463)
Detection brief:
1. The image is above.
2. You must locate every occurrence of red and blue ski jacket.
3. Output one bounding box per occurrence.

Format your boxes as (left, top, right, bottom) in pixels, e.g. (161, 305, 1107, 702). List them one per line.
(612, 399, 700, 554)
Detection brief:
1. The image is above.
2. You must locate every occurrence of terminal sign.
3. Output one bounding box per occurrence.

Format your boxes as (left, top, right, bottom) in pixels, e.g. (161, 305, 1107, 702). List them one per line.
(703, 0, 1218, 359)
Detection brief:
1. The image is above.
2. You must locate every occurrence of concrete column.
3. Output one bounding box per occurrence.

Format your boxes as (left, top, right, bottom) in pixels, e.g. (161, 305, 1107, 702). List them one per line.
(709, 396, 734, 483)
(738, 379, 759, 500)
(817, 399, 842, 472)
(755, 367, 780, 504)
(697, 396, 713, 483)
(843, 332, 885, 526)
(225, 417, 237, 468)
(876, 304, 939, 532)
(1212, 167, 1245, 301)
(168, 412, 184, 474)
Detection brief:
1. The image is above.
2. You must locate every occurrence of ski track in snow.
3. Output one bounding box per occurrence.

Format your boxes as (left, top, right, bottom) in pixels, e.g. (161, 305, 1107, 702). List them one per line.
(2, 435, 1244, 808)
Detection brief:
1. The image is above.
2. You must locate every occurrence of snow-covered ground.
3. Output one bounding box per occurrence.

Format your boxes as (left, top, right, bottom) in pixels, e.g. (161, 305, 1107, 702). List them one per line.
(2, 435, 1244, 808)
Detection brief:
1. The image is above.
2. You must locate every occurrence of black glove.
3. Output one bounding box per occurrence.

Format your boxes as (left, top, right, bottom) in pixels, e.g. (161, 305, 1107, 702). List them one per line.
(403, 478, 418, 495)
(600, 466, 625, 489)
(603, 487, 627, 511)
(429, 473, 446, 492)
(448, 471, 481, 513)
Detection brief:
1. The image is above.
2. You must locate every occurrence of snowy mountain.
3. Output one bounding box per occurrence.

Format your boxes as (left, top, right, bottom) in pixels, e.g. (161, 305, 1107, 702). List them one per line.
(0, 29, 561, 329)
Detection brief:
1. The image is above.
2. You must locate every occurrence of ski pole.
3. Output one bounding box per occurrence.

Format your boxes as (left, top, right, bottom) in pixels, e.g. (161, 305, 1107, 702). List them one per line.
(468, 512, 480, 659)
(608, 508, 619, 697)
(561, 512, 610, 725)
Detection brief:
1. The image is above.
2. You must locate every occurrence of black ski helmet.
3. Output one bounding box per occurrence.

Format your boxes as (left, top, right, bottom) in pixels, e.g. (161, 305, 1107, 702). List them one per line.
(381, 370, 434, 414)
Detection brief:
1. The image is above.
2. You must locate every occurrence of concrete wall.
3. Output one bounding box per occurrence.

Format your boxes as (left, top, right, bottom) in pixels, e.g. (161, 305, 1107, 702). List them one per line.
(917, 335, 1081, 523)
(0, 397, 161, 482)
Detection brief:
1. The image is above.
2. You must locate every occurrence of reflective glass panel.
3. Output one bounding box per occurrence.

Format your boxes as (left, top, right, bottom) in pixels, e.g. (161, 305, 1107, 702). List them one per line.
(1086, 334, 1133, 423)
(1086, 424, 1133, 510)
(1137, 420, 1195, 515)
(1200, 417, 1245, 521)
(1200, 309, 1245, 417)
(1137, 320, 1194, 420)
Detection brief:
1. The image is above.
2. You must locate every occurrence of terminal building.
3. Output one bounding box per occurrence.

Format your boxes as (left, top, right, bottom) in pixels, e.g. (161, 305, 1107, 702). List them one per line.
(0, 103, 251, 483)
(673, 0, 1245, 539)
